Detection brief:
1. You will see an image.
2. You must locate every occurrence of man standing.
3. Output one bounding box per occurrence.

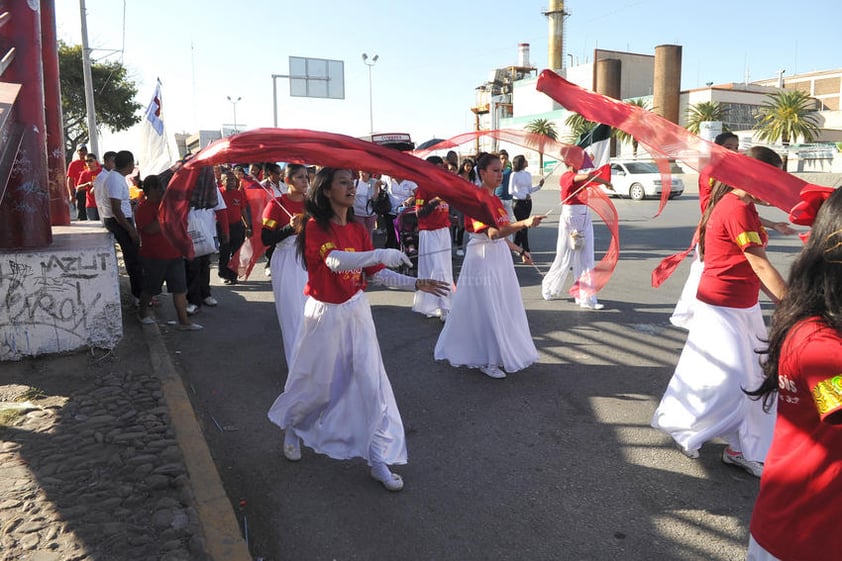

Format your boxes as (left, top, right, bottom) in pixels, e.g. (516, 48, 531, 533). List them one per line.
(75, 153, 102, 221)
(94, 151, 117, 223)
(495, 150, 514, 238)
(66, 144, 88, 220)
(103, 150, 143, 304)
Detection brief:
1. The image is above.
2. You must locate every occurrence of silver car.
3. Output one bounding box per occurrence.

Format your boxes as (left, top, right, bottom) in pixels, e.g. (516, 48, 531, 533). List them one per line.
(604, 160, 684, 201)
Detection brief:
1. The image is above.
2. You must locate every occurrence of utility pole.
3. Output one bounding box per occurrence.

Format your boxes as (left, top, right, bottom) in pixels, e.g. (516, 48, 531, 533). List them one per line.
(79, 0, 99, 154)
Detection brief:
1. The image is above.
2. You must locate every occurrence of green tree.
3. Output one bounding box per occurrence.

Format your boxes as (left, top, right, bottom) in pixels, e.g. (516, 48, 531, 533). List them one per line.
(755, 90, 822, 170)
(525, 118, 559, 170)
(685, 100, 729, 134)
(614, 98, 651, 158)
(59, 42, 142, 160)
(563, 112, 595, 143)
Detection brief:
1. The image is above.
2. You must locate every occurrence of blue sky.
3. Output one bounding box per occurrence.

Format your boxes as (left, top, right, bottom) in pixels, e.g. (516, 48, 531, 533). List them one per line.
(56, 0, 842, 150)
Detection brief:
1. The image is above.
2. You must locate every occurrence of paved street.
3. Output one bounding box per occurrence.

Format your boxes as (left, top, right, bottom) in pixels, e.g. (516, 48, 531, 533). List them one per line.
(162, 186, 803, 561)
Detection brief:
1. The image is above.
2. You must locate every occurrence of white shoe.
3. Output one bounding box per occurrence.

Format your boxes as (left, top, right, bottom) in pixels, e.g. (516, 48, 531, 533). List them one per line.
(185, 303, 199, 315)
(722, 447, 763, 477)
(138, 315, 156, 325)
(580, 300, 605, 310)
(480, 365, 506, 379)
(370, 463, 403, 491)
(264, 267, 271, 277)
(203, 296, 218, 307)
(455, 249, 465, 256)
(283, 431, 301, 462)
(177, 322, 203, 331)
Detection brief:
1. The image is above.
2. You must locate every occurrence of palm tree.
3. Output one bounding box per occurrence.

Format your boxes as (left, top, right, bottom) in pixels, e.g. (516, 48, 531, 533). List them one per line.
(525, 118, 559, 170)
(614, 98, 651, 158)
(686, 101, 729, 134)
(755, 90, 822, 170)
(562, 113, 595, 143)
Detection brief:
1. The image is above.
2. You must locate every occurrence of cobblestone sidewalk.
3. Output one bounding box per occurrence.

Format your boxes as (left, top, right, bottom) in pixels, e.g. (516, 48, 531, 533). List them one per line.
(0, 309, 210, 561)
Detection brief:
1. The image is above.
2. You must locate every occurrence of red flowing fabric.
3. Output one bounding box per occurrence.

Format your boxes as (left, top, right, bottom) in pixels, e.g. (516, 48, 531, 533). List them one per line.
(534, 69, 831, 286)
(227, 187, 270, 278)
(568, 182, 621, 298)
(160, 128, 504, 260)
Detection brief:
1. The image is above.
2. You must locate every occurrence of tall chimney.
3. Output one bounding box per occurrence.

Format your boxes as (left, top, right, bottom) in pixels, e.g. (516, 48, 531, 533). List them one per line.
(544, 0, 567, 71)
(653, 44, 682, 124)
(518, 43, 530, 67)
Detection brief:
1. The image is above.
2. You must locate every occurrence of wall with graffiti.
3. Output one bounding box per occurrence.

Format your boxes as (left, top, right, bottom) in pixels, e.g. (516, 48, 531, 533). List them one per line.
(0, 235, 122, 360)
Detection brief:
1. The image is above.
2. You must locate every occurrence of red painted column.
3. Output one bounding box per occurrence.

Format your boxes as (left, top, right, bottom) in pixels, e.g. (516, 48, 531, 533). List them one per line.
(0, 2, 51, 249)
(41, 0, 69, 226)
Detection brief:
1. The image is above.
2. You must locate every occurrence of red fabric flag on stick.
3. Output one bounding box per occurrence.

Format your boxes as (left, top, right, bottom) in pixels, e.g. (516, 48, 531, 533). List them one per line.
(160, 129, 506, 261)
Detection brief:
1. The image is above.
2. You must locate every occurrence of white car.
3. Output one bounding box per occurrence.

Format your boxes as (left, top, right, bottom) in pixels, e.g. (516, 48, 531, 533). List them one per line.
(604, 160, 684, 201)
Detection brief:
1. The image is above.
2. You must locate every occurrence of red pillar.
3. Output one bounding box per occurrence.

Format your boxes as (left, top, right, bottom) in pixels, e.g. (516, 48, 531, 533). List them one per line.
(0, 2, 51, 249)
(41, 0, 69, 226)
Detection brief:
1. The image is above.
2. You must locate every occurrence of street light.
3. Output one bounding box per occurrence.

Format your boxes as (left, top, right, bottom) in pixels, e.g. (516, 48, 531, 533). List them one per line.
(361, 53, 379, 136)
(226, 95, 242, 134)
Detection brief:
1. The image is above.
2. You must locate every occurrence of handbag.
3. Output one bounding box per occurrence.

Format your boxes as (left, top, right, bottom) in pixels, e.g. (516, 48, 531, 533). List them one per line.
(369, 190, 393, 216)
(187, 208, 218, 257)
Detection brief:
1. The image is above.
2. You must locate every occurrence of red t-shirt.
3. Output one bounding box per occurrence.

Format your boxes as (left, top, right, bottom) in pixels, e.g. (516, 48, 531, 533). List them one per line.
(221, 188, 247, 226)
(262, 195, 305, 230)
(66, 159, 86, 188)
(696, 193, 766, 308)
(414, 186, 451, 231)
(750, 318, 842, 561)
(303, 218, 384, 304)
(465, 195, 510, 234)
(135, 199, 182, 259)
(77, 166, 101, 207)
(560, 170, 588, 206)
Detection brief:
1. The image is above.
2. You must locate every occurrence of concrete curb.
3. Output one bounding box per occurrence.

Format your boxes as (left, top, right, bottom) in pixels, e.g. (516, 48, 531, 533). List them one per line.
(141, 322, 252, 561)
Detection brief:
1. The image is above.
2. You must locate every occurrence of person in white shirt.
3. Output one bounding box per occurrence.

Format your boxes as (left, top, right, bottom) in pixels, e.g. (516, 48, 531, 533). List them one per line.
(94, 151, 116, 224)
(509, 155, 544, 253)
(103, 150, 143, 303)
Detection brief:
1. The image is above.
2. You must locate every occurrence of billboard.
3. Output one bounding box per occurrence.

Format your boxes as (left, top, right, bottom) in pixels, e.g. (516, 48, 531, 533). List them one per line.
(289, 57, 344, 100)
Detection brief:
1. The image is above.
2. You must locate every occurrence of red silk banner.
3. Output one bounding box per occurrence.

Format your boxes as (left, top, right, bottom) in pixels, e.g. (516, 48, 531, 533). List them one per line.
(568, 183, 621, 298)
(160, 128, 504, 259)
(535, 69, 820, 213)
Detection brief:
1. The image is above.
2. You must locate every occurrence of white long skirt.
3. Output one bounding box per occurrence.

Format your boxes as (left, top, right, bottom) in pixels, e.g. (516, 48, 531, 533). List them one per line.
(434, 234, 538, 373)
(270, 237, 308, 367)
(651, 301, 776, 461)
(541, 205, 598, 303)
(412, 227, 454, 318)
(669, 247, 703, 330)
(267, 291, 407, 465)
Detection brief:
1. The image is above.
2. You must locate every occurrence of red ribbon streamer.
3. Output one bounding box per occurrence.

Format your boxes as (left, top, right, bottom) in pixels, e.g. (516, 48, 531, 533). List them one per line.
(160, 128, 504, 260)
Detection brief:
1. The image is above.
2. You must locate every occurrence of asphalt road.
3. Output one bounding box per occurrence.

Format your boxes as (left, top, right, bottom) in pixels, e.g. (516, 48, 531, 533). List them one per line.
(163, 186, 803, 561)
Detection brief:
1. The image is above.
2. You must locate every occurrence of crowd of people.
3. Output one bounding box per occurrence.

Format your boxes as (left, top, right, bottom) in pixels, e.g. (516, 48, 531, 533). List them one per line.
(65, 140, 841, 559)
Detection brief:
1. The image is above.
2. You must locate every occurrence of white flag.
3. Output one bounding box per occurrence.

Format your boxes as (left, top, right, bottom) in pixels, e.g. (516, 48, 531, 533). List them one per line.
(138, 79, 174, 176)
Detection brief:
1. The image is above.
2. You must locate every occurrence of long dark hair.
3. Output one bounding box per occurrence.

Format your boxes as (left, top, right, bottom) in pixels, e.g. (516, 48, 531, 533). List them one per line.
(295, 167, 354, 270)
(475, 152, 500, 187)
(748, 187, 842, 410)
(698, 146, 782, 261)
(459, 158, 477, 183)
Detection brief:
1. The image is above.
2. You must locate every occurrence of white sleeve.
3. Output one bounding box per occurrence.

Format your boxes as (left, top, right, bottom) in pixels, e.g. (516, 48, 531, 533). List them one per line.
(325, 248, 411, 271)
(370, 267, 416, 291)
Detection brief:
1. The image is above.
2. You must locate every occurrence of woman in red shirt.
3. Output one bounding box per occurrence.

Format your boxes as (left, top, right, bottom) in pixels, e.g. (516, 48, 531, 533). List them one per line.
(541, 154, 613, 309)
(266, 168, 448, 491)
(652, 147, 787, 477)
(434, 153, 545, 379)
(746, 186, 842, 561)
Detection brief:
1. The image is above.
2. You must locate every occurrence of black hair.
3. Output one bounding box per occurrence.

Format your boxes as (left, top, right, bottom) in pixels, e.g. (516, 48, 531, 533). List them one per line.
(476, 152, 500, 186)
(103, 151, 117, 162)
(425, 155, 444, 166)
(265, 163, 282, 175)
(459, 158, 477, 183)
(114, 150, 134, 170)
(141, 174, 161, 193)
(749, 187, 842, 411)
(512, 155, 527, 172)
(714, 132, 738, 146)
(295, 168, 354, 270)
(285, 163, 307, 181)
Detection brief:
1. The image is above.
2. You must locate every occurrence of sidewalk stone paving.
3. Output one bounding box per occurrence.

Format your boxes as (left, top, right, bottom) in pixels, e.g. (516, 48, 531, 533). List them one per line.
(0, 305, 210, 561)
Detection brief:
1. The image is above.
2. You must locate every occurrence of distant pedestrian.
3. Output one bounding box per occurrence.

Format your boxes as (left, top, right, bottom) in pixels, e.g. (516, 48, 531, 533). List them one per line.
(103, 150, 143, 304)
(509, 154, 544, 253)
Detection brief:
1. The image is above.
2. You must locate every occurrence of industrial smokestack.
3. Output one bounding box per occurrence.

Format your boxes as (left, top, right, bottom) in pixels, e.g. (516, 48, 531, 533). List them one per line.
(544, 0, 566, 71)
(518, 43, 530, 67)
(653, 44, 682, 125)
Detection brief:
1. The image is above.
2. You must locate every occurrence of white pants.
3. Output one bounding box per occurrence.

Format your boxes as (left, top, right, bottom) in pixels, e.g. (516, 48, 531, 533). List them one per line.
(541, 205, 598, 304)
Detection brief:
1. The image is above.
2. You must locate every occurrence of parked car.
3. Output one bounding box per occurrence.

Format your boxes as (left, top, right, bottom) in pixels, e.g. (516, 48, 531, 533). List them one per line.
(603, 160, 684, 201)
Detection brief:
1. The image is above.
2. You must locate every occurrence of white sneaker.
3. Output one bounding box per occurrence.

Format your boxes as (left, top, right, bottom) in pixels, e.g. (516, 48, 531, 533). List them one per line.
(185, 303, 199, 315)
(370, 462, 404, 492)
(456, 249, 465, 256)
(283, 431, 301, 462)
(203, 296, 218, 306)
(722, 447, 763, 477)
(580, 300, 605, 310)
(480, 365, 506, 379)
(264, 267, 271, 277)
(177, 322, 203, 331)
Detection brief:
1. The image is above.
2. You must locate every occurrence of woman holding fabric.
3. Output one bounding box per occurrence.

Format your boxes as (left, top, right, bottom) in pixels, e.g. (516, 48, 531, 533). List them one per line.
(261, 164, 309, 367)
(541, 154, 613, 309)
(434, 153, 544, 379)
(267, 168, 449, 492)
(651, 146, 787, 477)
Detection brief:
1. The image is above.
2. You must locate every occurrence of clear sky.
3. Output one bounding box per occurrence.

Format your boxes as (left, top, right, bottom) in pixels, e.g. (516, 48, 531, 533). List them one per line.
(55, 0, 842, 151)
